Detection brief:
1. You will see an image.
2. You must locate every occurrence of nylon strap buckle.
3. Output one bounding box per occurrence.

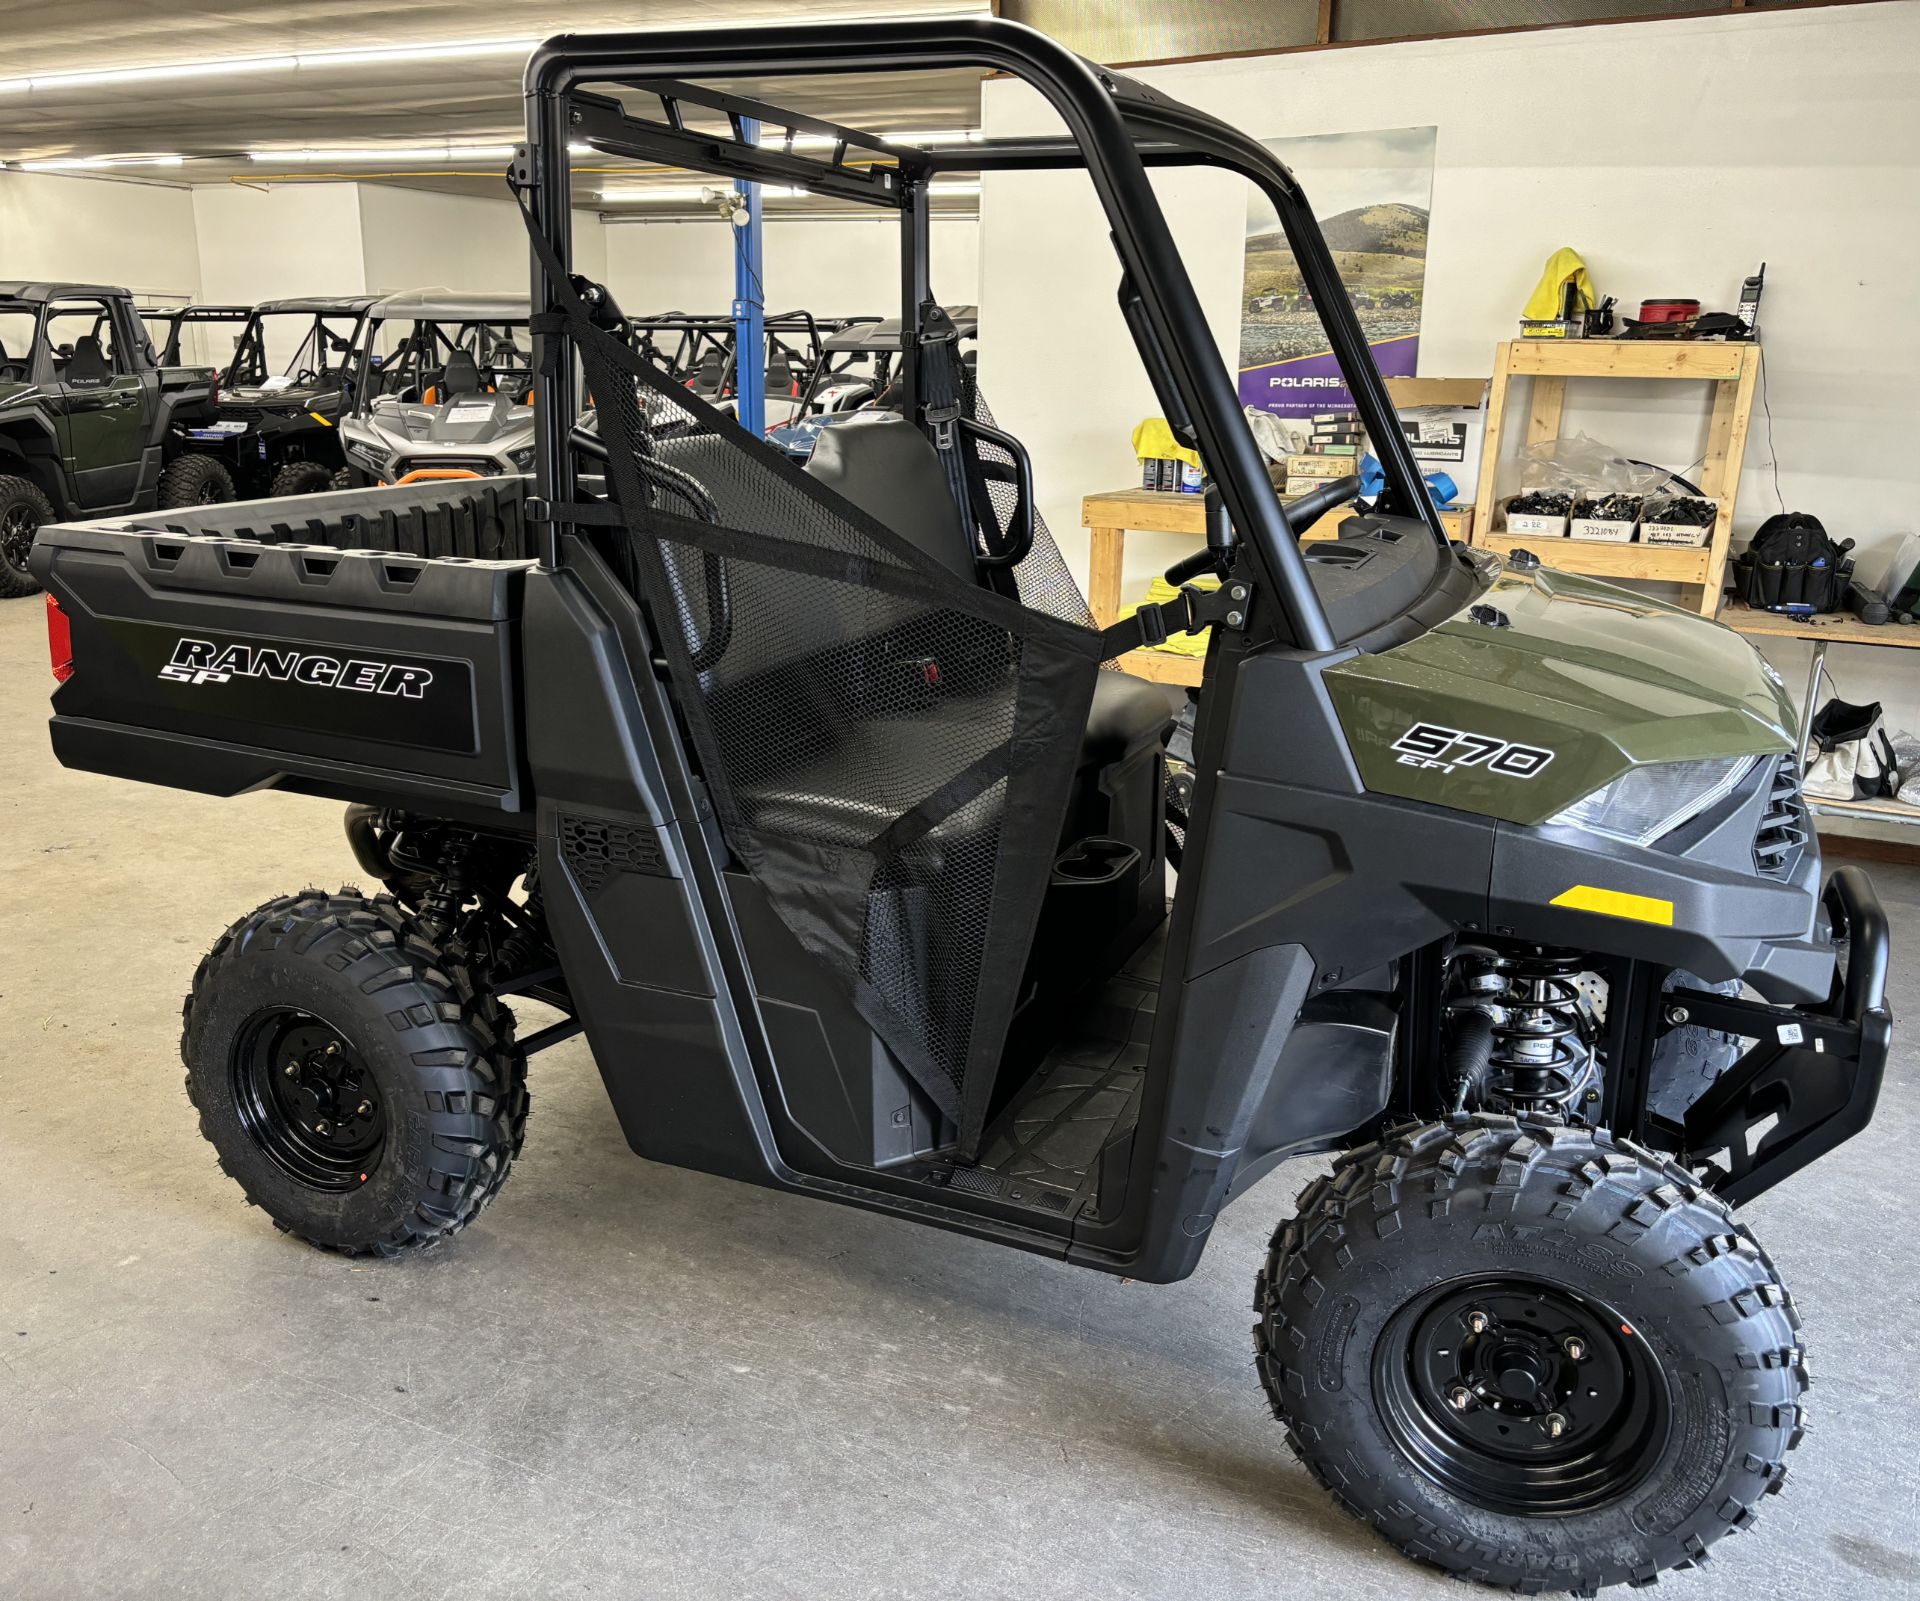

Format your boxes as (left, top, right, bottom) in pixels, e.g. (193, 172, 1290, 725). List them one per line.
(923, 401, 962, 451)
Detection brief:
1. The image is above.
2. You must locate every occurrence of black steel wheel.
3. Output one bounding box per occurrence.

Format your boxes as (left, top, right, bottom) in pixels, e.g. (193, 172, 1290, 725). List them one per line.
(1255, 1117, 1807, 1593)
(231, 1009, 385, 1191)
(0, 474, 53, 598)
(1374, 1276, 1671, 1518)
(183, 890, 527, 1256)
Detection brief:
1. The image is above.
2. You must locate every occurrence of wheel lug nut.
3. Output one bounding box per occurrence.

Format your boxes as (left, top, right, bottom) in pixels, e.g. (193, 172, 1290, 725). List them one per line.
(1545, 1413, 1567, 1439)
(1466, 1310, 1490, 1335)
(326, 1043, 339, 1057)
(314, 1120, 331, 1136)
(1448, 1386, 1473, 1411)
(356, 1101, 373, 1118)
(284, 1062, 300, 1078)
(1564, 1337, 1586, 1361)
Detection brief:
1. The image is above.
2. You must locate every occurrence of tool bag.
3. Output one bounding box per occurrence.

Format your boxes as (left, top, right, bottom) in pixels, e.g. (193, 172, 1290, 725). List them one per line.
(1732, 512, 1854, 613)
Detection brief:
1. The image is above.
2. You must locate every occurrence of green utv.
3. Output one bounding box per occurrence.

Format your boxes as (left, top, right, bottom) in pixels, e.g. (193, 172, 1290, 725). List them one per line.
(30, 20, 1891, 1594)
(0, 282, 229, 598)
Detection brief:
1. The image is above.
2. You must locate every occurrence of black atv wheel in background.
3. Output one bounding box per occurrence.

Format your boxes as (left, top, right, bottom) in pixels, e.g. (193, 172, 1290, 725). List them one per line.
(329, 467, 354, 491)
(156, 453, 236, 510)
(182, 890, 528, 1257)
(1256, 1117, 1805, 1593)
(0, 474, 54, 598)
(270, 460, 335, 497)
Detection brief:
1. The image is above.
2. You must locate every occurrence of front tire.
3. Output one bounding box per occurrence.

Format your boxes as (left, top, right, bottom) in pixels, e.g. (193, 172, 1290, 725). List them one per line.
(269, 459, 335, 497)
(182, 890, 528, 1257)
(156, 452, 236, 509)
(1255, 1118, 1805, 1593)
(0, 473, 54, 598)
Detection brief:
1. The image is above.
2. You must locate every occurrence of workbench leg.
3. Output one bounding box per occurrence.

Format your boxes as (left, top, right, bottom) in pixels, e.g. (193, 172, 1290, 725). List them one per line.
(1795, 640, 1827, 773)
(1088, 523, 1124, 628)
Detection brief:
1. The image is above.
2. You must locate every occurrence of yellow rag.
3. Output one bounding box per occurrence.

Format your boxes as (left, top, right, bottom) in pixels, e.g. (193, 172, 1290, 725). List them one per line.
(1131, 417, 1201, 470)
(1522, 248, 1595, 321)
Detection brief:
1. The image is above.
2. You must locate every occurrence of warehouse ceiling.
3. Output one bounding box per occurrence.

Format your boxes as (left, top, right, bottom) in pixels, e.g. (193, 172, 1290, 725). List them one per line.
(0, 0, 995, 209)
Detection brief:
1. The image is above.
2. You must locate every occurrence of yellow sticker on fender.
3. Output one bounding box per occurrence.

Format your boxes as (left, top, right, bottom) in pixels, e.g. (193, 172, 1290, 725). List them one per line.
(1549, 885, 1674, 925)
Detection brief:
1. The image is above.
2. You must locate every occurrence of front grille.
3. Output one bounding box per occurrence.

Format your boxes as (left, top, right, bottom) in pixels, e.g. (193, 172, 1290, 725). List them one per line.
(1753, 755, 1808, 878)
(395, 456, 501, 477)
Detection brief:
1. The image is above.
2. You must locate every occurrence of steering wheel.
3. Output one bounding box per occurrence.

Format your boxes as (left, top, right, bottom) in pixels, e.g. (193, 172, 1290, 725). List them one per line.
(0, 361, 25, 383)
(1161, 474, 1363, 587)
(293, 367, 320, 386)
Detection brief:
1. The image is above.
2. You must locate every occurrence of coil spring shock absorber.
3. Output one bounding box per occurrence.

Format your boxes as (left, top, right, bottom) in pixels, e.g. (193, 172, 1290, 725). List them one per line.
(1448, 947, 1599, 1117)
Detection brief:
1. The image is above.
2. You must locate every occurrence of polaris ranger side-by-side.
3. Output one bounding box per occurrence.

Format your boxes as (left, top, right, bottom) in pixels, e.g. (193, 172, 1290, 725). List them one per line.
(0, 281, 228, 597)
(164, 296, 379, 499)
(31, 20, 1890, 1594)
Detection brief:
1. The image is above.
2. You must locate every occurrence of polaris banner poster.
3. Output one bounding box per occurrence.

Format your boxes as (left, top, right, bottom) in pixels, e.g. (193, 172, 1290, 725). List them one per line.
(1239, 126, 1437, 424)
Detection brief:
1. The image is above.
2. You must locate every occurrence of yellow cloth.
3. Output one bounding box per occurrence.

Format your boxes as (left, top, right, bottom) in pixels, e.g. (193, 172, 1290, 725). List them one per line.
(1131, 416, 1201, 470)
(1522, 248, 1595, 321)
(1117, 574, 1219, 658)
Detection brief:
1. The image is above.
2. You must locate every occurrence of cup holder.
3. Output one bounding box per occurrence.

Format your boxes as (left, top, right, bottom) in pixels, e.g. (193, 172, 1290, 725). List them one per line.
(1052, 836, 1141, 887)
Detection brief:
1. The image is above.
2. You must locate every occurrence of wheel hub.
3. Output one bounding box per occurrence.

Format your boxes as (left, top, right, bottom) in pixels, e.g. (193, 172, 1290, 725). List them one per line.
(1375, 1277, 1672, 1516)
(232, 1010, 383, 1191)
(1, 503, 37, 573)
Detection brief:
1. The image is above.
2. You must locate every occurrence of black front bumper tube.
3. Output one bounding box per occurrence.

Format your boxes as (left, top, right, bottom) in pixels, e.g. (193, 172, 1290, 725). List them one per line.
(1669, 864, 1893, 1205)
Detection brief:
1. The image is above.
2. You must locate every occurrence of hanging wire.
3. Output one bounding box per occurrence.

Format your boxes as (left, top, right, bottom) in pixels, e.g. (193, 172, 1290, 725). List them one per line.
(1758, 346, 1787, 514)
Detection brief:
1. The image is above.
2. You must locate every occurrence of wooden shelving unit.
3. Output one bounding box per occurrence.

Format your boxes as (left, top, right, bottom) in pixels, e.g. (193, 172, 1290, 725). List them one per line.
(1471, 338, 1762, 615)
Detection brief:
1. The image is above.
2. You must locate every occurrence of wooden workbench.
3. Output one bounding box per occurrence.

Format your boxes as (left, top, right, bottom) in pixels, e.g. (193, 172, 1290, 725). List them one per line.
(1082, 488, 1474, 686)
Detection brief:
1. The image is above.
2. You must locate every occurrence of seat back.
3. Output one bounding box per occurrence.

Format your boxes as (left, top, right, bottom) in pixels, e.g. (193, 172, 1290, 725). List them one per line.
(441, 348, 484, 397)
(64, 335, 112, 388)
(805, 414, 974, 580)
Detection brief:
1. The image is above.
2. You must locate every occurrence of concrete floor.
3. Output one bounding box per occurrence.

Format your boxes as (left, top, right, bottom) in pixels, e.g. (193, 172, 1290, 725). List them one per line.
(3, 598, 1918, 1601)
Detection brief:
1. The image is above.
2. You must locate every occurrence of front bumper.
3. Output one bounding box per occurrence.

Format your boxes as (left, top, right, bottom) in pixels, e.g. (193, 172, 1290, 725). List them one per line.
(1666, 865, 1892, 1204)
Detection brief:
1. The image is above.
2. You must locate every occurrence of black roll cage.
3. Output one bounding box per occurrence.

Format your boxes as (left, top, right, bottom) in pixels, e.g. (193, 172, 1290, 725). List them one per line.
(520, 15, 1443, 654)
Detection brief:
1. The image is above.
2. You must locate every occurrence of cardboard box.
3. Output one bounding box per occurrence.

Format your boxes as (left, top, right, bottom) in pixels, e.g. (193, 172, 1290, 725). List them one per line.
(1569, 516, 1637, 543)
(1640, 497, 1718, 547)
(1285, 453, 1351, 482)
(1505, 511, 1568, 538)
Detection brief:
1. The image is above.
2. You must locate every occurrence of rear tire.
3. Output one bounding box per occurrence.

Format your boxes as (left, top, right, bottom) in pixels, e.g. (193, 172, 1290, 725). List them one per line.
(0, 473, 53, 598)
(270, 460, 335, 497)
(182, 890, 528, 1257)
(156, 453, 236, 510)
(329, 467, 353, 491)
(1255, 1117, 1805, 1593)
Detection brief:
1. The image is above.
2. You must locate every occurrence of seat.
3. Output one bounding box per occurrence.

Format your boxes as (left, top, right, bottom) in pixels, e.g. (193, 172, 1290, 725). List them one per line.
(62, 335, 112, 388)
(805, 412, 1172, 769)
(440, 348, 484, 397)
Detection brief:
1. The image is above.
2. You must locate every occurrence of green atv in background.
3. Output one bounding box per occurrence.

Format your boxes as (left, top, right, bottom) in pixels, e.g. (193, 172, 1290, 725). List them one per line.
(161, 296, 379, 500)
(0, 281, 228, 598)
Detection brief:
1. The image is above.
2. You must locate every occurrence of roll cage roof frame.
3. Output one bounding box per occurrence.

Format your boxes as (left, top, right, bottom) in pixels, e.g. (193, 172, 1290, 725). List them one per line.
(519, 16, 1442, 654)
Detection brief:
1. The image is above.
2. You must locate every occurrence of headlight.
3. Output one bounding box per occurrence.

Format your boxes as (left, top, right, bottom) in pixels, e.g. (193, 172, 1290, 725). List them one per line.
(507, 445, 536, 472)
(1548, 755, 1757, 847)
(344, 437, 390, 473)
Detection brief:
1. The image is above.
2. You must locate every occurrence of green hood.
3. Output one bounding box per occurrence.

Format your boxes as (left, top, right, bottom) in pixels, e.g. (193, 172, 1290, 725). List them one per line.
(1325, 564, 1795, 826)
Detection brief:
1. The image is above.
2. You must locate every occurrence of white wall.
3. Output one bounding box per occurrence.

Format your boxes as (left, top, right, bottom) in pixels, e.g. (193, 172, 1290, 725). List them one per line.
(191, 183, 367, 302)
(977, 2, 1920, 749)
(356, 186, 607, 297)
(0, 170, 201, 300)
(603, 215, 979, 317)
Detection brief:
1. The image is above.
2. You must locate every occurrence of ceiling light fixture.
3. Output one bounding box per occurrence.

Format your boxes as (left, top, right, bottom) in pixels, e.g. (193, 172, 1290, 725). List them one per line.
(0, 36, 537, 95)
(250, 144, 516, 165)
(15, 153, 185, 170)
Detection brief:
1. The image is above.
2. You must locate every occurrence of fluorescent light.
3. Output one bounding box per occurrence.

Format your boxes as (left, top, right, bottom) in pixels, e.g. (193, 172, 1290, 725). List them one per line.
(16, 153, 184, 170)
(250, 144, 515, 165)
(600, 186, 710, 203)
(929, 180, 982, 195)
(0, 36, 535, 95)
(887, 129, 981, 146)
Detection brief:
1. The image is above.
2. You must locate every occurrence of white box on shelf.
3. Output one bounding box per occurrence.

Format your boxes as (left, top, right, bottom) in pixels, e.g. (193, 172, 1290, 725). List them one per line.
(1505, 511, 1569, 538)
(1568, 517, 1637, 543)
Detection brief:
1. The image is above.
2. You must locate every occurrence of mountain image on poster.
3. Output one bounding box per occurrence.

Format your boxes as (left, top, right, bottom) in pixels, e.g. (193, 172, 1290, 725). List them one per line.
(1240, 125, 1437, 424)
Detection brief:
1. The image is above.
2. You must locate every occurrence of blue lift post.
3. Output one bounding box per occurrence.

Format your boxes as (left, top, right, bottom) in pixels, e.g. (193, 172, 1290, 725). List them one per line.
(731, 115, 766, 436)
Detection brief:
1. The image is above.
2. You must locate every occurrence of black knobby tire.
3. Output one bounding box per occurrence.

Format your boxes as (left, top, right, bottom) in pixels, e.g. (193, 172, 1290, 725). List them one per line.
(1648, 972, 1744, 1124)
(1255, 1117, 1806, 1593)
(0, 474, 53, 598)
(270, 459, 335, 497)
(328, 466, 353, 491)
(182, 890, 528, 1257)
(156, 453, 236, 510)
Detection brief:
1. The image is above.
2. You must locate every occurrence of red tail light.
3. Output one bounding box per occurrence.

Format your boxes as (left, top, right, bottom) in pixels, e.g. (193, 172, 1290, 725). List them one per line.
(46, 594, 73, 683)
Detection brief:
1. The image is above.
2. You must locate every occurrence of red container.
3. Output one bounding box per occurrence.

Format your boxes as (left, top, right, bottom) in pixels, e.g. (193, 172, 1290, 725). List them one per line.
(1636, 298, 1700, 324)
